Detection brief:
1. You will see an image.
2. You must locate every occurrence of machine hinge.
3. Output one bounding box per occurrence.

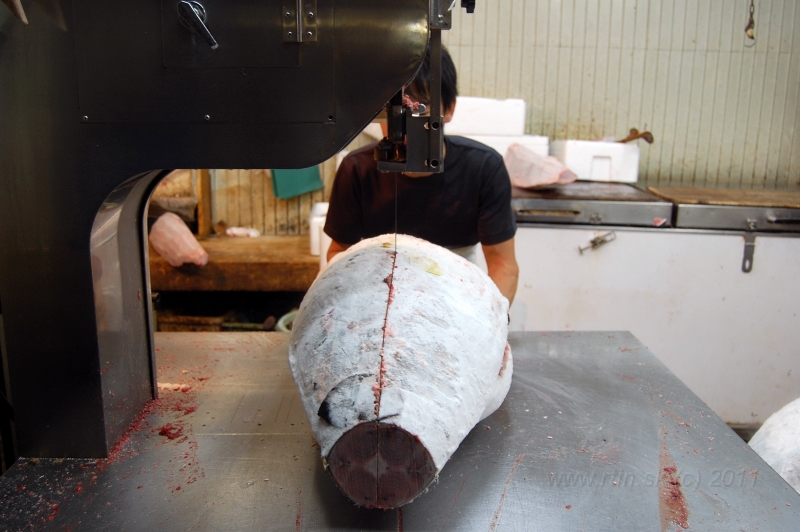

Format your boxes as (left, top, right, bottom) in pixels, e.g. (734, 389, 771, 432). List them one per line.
(283, 0, 317, 43)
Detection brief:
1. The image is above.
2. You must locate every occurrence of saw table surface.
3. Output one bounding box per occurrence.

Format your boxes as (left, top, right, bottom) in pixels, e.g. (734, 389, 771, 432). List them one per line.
(0, 331, 797, 530)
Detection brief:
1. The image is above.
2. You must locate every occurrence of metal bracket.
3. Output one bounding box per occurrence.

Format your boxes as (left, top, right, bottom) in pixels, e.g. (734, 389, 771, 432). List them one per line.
(578, 231, 616, 255)
(283, 0, 317, 43)
(741, 218, 757, 273)
(430, 0, 454, 30)
(742, 233, 756, 273)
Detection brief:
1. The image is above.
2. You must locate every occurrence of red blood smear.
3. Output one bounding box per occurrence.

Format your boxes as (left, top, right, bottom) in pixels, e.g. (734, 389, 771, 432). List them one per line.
(174, 403, 197, 416)
(158, 423, 184, 440)
(659, 442, 689, 530)
(105, 398, 161, 465)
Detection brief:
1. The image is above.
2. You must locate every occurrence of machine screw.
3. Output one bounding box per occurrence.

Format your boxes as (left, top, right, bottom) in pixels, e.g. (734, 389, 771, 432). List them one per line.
(308, 11, 314, 17)
(204, 114, 211, 121)
(287, 31, 293, 38)
(307, 30, 312, 37)
(81, 115, 89, 122)
(285, 11, 291, 17)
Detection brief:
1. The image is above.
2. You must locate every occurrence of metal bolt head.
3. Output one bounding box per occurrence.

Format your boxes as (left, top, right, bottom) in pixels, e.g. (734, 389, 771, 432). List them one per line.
(306, 30, 312, 37)
(285, 11, 291, 17)
(287, 31, 293, 37)
(307, 11, 314, 17)
(81, 115, 89, 122)
(204, 114, 211, 121)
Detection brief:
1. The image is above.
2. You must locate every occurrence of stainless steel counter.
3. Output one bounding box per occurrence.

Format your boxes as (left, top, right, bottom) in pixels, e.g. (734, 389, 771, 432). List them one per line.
(0, 331, 797, 530)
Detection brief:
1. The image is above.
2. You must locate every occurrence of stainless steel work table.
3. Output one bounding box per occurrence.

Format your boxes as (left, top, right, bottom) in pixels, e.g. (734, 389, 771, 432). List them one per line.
(1, 331, 798, 530)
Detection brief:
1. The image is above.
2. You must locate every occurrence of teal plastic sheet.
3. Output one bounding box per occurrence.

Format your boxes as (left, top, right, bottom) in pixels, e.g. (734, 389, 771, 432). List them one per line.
(271, 167, 323, 200)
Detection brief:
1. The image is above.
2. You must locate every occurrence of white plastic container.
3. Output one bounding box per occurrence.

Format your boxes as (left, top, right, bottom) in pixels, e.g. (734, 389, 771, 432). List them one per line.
(309, 203, 329, 255)
(464, 135, 549, 159)
(445, 97, 526, 136)
(550, 140, 640, 183)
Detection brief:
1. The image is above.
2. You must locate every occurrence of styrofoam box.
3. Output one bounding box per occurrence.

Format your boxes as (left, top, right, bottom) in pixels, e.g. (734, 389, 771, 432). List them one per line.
(445, 97, 526, 136)
(550, 140, 639, 183)
(463, 135, 549, 159)
(309, 203, 329, 255)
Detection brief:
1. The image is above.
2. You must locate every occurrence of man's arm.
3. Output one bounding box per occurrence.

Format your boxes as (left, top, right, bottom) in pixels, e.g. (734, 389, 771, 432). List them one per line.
(326, 240, 353, 264)
(482, 237, 519, 306)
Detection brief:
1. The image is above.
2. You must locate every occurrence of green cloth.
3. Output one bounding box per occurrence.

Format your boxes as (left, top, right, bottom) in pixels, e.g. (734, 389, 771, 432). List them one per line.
(271, 167, 324, 200)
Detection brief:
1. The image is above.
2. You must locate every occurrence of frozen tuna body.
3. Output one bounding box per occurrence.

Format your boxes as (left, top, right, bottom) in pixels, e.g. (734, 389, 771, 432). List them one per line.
(289, 234, 512, 508)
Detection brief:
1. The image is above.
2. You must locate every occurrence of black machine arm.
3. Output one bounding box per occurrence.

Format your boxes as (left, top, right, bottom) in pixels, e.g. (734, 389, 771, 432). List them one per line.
(375, 0, 474, 174)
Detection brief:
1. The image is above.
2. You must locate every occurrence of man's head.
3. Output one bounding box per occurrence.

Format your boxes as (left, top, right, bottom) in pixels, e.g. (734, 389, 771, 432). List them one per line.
(406, 45, 458, 119)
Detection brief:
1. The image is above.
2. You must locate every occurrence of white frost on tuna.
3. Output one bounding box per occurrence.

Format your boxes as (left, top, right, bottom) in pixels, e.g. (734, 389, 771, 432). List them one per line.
(288, 234, 512, 506)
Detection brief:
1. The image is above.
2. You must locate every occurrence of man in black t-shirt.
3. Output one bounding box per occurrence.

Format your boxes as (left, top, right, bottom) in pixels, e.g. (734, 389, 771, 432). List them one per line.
(324, 47, 519, 304)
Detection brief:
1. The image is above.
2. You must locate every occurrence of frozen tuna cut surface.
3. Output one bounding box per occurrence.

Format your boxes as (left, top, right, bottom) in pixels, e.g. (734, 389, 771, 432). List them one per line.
(289, 234, 512, 508)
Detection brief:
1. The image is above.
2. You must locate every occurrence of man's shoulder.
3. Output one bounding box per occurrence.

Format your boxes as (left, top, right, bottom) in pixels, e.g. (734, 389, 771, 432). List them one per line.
(446, 135, 504, 161)
(338, 142, 379, 178)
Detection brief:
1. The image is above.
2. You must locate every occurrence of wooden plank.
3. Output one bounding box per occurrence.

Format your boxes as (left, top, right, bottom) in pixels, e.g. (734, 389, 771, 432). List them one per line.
(149, 235, 319, 292)
(238, 169, 254, 229)
(262, 169, 277, 235)
(195, 169, 213, 239)
(251, 167, 266, 235)
(286, 196, 300, 235)
(647, 186, 800, 208)
(299, 188, 312, 235)
(227, 169, 240, 226)
(210, 169, 222, 228)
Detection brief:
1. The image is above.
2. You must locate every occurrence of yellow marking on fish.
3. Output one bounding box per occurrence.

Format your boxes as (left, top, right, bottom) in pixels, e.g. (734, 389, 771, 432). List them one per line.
(408, 254, 443, 276)
(381, 242, 392, 248)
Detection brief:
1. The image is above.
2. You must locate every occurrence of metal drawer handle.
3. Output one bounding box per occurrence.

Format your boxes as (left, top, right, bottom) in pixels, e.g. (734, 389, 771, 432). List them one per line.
(515, 208, 581, 217)
(767, 215, 800, 224)
(579, 231, 615, 255)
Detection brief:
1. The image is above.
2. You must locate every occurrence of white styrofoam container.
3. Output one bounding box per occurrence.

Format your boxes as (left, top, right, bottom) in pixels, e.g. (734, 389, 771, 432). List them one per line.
(463, 135, 549, 159)
(445, 97, 526, 136)
(550, 140, 639, 183)
(309, 203, 329, 255)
